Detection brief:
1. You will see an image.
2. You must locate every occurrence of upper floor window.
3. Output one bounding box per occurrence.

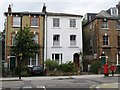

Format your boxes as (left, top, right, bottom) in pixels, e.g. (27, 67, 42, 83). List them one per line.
(118, 36, 120, 47)
(53, 35, 60, 46)
(12, 34, 16, 46)
(13, 17, 21, 27)
(31, 17, 39, 27)
(70, 19, 76, 28)
(116, 21, 120, 30)
(70, 35, 76, 46)
(103, 35, 109, 45)
(53, 18, 60, 27)
(33, 34, 38, 43)
(102, 21, 108, 29)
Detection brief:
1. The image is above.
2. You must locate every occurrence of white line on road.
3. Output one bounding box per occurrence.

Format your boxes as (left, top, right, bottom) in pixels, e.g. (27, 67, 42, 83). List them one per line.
(23, 86, 32, 88)
(36, 86, 46, 90)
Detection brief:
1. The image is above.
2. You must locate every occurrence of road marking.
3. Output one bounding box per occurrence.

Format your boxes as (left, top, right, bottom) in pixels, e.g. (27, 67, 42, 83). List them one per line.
(36, 86, 46, 90)
(23, 86, 32, 88)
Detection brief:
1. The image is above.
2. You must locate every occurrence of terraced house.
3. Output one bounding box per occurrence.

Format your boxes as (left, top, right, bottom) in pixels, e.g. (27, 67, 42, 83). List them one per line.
(43, 5, 83, 66)
(4, 5, 45, 68)
(82, 5, 120, 71)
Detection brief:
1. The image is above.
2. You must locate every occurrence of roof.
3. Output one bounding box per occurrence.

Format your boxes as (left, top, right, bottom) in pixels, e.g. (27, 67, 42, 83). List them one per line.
(96, 10, 118, 19)
(4, 11, 45, 16)
(83, 10, 118, 26)
(47, 12, 83, 17)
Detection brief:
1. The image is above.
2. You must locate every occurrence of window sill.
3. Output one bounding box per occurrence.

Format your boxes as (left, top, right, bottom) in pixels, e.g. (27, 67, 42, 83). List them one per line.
(102, 45, 112, 49)
(102, 28, 109, 30)
(116, 29, 120, 31)
(12, 25, 21, 28)
(69, 46, 79, 48)
(52, 27, 61, 29)
(30, 26, 39, 28)
(69, 27, 77, 29)
(52, 46, 62, 48)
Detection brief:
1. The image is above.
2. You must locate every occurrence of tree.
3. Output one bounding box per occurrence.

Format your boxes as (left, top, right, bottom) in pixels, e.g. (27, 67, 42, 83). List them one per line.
(11, 26, 40, 66)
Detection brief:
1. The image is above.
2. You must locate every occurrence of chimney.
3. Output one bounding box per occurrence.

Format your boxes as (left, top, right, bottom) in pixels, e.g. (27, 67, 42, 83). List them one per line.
(8, 4, 12, 13)
(42, 3, 46, 13)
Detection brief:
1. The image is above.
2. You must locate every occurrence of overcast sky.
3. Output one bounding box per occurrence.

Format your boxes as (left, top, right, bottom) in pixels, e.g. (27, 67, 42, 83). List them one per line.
(0, 0, 119, 32)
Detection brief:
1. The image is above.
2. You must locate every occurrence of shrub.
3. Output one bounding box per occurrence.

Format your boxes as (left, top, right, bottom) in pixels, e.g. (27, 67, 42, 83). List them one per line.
(90, 61, 101, 74)
(13, 67, 30, 77)
(58, 61, 77, 72)
(45, 59, 59, 71)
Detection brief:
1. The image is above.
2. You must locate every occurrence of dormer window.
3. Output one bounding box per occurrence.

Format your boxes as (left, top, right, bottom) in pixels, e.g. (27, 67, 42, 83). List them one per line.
(110, 8, 118, 16)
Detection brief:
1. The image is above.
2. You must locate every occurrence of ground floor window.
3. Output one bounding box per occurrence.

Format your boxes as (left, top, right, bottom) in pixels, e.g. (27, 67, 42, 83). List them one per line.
(28, 54, 38, 67)
(52, 53, 62, 64)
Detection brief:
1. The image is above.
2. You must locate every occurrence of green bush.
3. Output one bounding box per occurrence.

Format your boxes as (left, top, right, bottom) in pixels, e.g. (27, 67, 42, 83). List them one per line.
(13, 67, 30, 77)
(58, 61, 77, 72)
(90, 61, 101, 74)
(45, 59, 59, 71)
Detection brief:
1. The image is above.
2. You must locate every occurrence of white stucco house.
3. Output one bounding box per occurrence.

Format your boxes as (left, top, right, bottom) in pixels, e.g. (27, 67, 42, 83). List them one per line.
(44, 11, 83, 64)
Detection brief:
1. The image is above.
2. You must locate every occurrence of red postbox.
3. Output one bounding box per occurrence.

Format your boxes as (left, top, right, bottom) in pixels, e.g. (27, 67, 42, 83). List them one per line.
(103, 64, 109, 76)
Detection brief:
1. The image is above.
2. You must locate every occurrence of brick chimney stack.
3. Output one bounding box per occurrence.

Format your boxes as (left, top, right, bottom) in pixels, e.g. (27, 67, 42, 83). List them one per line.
(42, 3, 46, 13)
(8, 4, 12, 13)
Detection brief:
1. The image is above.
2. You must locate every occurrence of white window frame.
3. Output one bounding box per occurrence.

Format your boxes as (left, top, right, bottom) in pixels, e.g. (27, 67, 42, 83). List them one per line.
(31, 17, 39, 27)
(102, 21, 109, 29)
(70, 19, 76, 28)
(53, 35, 60, 46)
(70, 35, 76, 46)
(52, 53, 62, 64)
(103, 35, 109, 45)
(12, 34, 16, 46)
(33, 34, 38, 43)
(13, 17, 21, 27)
(28, 54, 38, 67)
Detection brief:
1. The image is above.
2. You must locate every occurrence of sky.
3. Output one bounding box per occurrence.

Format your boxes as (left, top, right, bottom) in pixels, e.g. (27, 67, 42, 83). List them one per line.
(0, 0, 119, 32)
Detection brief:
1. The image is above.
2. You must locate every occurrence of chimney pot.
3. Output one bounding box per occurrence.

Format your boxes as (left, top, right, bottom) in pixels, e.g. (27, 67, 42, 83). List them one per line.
(8, 4, 12, 13)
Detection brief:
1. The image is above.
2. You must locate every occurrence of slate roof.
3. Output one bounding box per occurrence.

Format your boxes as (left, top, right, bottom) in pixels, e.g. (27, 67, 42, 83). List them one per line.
(4, 11, 45, 16)
(47, 12, 83, 17)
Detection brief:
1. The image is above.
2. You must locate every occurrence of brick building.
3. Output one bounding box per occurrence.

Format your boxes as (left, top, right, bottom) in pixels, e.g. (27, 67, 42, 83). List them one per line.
(83, 7, 120, 71)
(4, 5, 45, 68)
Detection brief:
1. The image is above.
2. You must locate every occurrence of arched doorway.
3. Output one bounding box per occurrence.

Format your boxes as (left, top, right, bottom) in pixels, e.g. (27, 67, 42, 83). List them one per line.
(73, 53, 80, 68)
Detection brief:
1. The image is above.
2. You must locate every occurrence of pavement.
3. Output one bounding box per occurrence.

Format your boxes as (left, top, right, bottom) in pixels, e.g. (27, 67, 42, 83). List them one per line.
(0, 74, 104, 81)
(1, 74, 120, 89)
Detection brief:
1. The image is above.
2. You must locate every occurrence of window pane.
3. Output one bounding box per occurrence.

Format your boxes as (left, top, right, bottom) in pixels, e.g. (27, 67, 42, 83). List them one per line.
(53, 18, 60, 27)
(103, 35, 108, 45)
(13, 17, 20, 27)
(116, 21, 120, 30)
(31, 17, 38, 26)
(118, 36, 120, 46)
(70, 19, 76, 27)
(52, 54, 62, 64)
(12, 34, 16, 46)
(102, 21, 108, 28)
(70, 35, 76, 46)
(53, 35, 60, 46)
(33, 34, 38, 43)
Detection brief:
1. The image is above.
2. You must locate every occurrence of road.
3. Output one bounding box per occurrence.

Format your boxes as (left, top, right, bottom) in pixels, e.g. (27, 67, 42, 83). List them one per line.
(1, 74, 119, 90)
